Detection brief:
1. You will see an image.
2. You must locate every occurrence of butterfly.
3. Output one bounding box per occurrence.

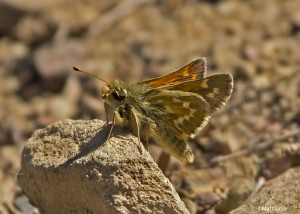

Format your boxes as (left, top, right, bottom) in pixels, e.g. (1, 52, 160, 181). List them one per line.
(74, 57, 233, 163)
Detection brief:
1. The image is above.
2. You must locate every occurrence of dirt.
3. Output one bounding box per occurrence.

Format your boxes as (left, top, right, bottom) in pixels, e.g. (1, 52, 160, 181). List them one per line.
(0, 0, 299, 213)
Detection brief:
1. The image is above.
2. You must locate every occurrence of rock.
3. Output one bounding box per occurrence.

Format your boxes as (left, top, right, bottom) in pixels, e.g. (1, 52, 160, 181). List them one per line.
(18, 119, 189, 214)
(230, 167, 300, 214)
(14, 15, 51, 47)
(0, 3, 25, 36)
(0, 146, 21, 213)
(34, 39, 88, 80)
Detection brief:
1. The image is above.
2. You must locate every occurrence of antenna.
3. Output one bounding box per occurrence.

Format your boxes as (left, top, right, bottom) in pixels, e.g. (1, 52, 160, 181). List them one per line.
(73, 67, 109, 84)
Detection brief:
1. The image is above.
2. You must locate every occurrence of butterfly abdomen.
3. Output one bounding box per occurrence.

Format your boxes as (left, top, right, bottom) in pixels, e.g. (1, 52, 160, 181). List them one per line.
(151, 125, 194, 163)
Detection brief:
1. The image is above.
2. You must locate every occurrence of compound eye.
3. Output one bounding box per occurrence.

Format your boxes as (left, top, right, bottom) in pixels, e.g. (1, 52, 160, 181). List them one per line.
(113, 89, 126, 101)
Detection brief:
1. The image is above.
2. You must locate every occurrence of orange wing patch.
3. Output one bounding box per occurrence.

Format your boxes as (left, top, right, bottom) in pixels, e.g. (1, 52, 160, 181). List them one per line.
(140, 58, 207, 88)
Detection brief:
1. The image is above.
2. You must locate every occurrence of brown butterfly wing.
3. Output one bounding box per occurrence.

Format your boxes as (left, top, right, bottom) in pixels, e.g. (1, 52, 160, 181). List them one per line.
(144, 89, 211, 163)
(140, 58, 207, 88)
(145, 89, 211, 138)
(165, 74, 233, 114)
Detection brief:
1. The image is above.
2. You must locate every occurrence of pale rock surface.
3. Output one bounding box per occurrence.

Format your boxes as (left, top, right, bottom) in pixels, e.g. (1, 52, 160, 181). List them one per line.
(230, 167, 300, 214)
(18, 119, 189, 214)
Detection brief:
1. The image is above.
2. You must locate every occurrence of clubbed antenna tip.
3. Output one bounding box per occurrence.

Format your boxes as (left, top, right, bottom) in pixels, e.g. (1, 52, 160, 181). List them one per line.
(73, 66, 108, 84)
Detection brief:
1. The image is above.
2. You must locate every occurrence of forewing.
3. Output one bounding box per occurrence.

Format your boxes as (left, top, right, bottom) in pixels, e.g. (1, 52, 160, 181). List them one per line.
(165, 74, 233, 114)
(145, 89, 211, 138)
(140, 58, 207, 88)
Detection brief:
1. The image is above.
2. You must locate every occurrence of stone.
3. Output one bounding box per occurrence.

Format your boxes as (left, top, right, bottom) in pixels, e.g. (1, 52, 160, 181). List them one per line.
(18, 119, 189, 214)
(230, 167, 300, 214)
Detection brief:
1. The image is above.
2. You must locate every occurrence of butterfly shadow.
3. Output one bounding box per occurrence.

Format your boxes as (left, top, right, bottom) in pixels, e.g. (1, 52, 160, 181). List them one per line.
(59, 124, 113, 167)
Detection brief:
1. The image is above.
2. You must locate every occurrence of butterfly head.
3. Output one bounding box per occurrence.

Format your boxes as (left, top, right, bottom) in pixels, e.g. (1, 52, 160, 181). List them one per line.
(72, 67, 128, 106)
(101, 80, 127, 105)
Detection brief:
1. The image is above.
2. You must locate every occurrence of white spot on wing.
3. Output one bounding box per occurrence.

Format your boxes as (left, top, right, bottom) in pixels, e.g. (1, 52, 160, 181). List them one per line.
(177, 117, 184, 123)
(165, 106, 173, 113)
(184, 115, 190, 121)
(183, 102, 190, 108)
(155, 99, 164, 104)
(201, 80, 209, 88)
(207, 88, 220, 98)
(190, 108, 197, 114)
(173, 98, 181, 103)
(206, 93, 215, 98)
(214, 88, 220, 93)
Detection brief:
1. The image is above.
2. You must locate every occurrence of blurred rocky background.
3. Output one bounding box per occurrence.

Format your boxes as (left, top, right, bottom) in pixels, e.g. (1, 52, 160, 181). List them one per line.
(0, 0, 299, 213)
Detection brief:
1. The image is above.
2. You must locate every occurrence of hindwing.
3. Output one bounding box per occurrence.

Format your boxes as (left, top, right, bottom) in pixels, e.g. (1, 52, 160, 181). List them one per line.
(165, 74, 233, 114)
(145, 89, 211, 138)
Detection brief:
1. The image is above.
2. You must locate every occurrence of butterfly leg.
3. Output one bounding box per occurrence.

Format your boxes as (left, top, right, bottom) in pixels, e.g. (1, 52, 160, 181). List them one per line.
(105, 111, 116, 142)
(157, 152, 170, 173)
(144, 123, 151, 151)
(129, 108, 143, 154)
(104, 102, 110, 125)
(103, 102, 110, 135)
